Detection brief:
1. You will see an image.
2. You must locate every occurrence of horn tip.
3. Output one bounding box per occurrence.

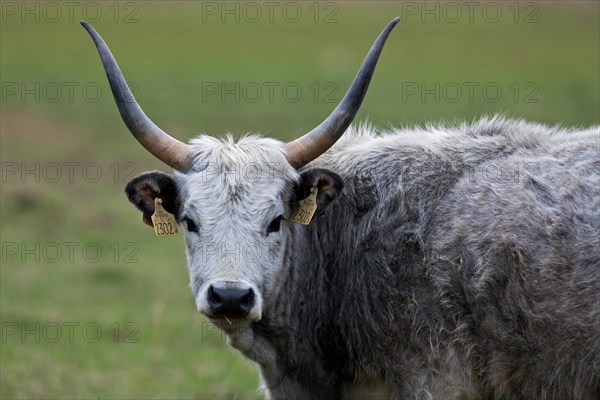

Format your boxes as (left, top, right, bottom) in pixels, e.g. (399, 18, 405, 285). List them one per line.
(389, 17, 400, 29)
(80, 20, 92, 32)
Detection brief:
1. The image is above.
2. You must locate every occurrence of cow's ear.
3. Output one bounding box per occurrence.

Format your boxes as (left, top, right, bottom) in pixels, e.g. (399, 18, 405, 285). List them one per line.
(125, 171, 180, 226)
(294, 168, 344, 214)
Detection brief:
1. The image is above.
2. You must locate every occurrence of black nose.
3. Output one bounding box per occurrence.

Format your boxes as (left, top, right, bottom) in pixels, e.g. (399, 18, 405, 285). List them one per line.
(207, 286, 254, 317)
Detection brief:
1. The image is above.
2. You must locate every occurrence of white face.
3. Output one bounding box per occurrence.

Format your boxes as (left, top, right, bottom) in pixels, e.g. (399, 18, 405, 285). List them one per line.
(177, 135, 298, 331)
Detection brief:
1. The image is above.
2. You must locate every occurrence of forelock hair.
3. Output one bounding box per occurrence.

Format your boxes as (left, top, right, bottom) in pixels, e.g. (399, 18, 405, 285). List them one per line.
(189, 134, 288, 169)
(177, 134, 297, 222)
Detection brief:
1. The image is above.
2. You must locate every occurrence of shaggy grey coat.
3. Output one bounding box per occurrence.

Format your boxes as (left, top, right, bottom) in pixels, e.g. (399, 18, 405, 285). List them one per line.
(233, 117, 599, 399)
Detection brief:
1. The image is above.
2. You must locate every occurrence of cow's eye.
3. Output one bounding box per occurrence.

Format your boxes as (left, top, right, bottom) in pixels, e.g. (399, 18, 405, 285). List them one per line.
(267, 215, 283, 234)
(183, 217, 198, 233)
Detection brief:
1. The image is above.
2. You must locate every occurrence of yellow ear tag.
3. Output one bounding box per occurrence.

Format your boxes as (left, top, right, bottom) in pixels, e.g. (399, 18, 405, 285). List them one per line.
(291, 186, 318, 225)
(151, 198, 178, 236)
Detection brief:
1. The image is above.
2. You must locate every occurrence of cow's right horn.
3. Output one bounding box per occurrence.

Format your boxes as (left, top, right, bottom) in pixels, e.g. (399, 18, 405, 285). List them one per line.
(81, 20, 195, 173)
(285, 17, 400, 169)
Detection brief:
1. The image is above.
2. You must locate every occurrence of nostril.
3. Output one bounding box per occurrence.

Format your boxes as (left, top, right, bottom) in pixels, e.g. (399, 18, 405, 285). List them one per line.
(241, 289, 254, 307)
(207, 286, 221, 307)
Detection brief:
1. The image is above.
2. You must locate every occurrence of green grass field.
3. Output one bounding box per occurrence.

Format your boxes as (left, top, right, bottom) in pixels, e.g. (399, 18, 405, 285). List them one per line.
(1, 1, 598, 399)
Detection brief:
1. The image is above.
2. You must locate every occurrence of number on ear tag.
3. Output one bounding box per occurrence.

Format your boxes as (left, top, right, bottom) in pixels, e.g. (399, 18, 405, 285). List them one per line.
(291, 186, 318, 225)
(151, 198, 178, 236)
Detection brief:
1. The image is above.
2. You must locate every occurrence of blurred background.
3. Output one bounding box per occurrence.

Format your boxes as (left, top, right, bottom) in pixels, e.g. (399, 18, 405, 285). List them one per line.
(1, 1, 598, 399)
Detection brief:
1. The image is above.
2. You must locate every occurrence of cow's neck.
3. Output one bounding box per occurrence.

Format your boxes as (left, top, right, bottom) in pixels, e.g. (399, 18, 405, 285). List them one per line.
(231, 175, 440, 394)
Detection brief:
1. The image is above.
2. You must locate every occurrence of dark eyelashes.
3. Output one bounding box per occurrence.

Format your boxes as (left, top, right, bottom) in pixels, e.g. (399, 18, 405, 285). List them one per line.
(267, 215, 283, 234)
(182, 217, 199, 233)
(183, 215, 283, 235)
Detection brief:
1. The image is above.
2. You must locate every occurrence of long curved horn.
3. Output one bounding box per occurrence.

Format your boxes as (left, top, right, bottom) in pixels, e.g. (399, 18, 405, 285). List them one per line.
(81, 21, 195, 173)
(285, 17, 400, 169)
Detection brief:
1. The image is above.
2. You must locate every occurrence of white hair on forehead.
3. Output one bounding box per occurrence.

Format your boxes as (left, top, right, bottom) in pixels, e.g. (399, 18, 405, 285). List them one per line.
(189, 134, 289, 169)
(178, 134, 298, 234)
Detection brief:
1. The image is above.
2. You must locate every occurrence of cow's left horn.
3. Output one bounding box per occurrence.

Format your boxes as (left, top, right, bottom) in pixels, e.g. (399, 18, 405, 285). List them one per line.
(81, 21, 195, 173)
(285, 17, 400, 169)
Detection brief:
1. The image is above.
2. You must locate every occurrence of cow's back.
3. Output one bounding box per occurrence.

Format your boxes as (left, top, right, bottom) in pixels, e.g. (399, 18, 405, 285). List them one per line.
(287, 118, 599, 399)
(424, 124, 600, 399)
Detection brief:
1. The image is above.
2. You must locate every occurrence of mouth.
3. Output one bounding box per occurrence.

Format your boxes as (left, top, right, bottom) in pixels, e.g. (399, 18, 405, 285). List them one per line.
(205, 315, 251, 331)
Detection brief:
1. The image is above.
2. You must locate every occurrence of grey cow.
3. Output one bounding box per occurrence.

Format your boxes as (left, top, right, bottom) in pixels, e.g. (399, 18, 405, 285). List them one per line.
(82, 18, 600, 400)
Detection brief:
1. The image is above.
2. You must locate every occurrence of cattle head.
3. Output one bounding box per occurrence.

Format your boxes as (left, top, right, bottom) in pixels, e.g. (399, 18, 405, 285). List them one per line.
(81, 18, 398, 331)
